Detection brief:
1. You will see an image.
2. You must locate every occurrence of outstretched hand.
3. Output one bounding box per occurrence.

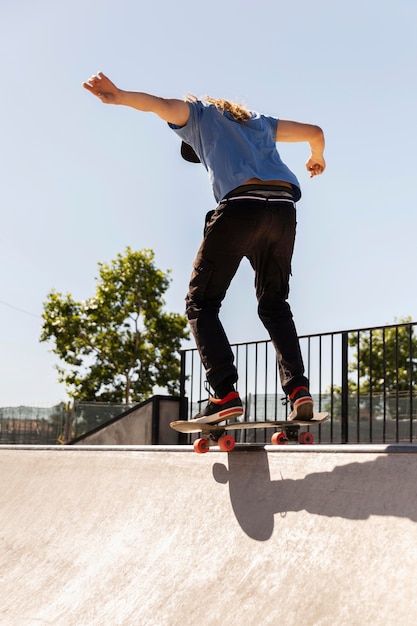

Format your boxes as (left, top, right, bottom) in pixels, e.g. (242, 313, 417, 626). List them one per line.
(82, 72, 120, 104)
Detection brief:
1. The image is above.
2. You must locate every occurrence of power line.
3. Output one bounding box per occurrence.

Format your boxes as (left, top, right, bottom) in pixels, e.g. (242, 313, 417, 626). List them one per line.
(0, 300, 41, 319)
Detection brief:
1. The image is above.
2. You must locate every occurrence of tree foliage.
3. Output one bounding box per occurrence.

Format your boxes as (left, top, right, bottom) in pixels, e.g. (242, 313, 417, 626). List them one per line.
(40, 247, 189, 403)
(348, 317, 417, 393)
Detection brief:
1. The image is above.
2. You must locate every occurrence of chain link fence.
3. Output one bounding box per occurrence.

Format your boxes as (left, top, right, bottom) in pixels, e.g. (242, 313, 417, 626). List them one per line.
(0, 402, 134, 445)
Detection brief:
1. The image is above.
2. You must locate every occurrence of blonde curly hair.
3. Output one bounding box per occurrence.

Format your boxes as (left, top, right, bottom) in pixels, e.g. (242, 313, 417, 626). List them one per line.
(185, 95, 251, 123)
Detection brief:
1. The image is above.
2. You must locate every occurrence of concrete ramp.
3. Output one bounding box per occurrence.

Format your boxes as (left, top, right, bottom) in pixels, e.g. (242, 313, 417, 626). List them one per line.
(1, 444, 417, 625)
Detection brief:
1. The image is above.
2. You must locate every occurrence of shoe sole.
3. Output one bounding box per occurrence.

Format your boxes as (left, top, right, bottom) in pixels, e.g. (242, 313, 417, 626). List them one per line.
(193, 406, 244, 425)
(289, 400, 314, 421)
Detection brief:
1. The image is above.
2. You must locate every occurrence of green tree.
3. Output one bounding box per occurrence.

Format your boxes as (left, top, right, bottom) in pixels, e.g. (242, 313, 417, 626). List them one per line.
(40, 247, 189, 403)
(348, 317, 417, 393)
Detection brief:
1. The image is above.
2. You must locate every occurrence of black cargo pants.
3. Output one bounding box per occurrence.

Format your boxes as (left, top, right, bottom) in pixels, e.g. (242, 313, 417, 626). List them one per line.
(185, 188, 309, 396)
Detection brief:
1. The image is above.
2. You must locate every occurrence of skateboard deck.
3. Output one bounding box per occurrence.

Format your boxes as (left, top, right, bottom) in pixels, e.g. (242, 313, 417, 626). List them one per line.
(170, 412, 329, 453)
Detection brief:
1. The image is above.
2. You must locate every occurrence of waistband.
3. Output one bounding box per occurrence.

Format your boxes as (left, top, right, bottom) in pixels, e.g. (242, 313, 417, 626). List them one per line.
(223, 184, 296, 204)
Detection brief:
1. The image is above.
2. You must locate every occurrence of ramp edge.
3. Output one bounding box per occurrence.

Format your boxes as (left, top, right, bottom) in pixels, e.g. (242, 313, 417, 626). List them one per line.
(1, 443, 417, 453)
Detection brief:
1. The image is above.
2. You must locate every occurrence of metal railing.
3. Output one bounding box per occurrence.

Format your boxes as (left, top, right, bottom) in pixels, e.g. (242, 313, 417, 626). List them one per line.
(2, 321, 416, 446)
(179, 320, 417, 444)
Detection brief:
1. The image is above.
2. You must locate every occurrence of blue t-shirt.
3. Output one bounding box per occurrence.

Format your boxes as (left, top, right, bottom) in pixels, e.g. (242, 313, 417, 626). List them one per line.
(169, 100, 301, 203)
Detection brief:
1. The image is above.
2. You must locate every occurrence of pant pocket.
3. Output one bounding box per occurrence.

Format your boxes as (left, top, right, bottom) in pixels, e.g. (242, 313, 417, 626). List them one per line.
(186, 256, 213, 314)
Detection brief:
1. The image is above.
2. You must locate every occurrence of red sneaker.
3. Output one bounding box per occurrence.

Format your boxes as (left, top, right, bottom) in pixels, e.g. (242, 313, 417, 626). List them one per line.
(193, 391, 243, 424)
(288, 386, 314, 420)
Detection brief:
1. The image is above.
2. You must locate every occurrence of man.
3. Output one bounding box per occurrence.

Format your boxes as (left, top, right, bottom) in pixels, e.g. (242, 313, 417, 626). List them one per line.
(83, 72, 326, 423)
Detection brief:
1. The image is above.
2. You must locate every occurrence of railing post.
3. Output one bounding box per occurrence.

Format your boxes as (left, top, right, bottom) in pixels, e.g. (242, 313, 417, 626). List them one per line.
(341, 332, 349, 443)
(179, 350, 188, 421)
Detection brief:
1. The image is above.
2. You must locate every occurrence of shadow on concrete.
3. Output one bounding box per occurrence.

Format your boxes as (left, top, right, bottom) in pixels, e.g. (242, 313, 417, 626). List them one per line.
(212, 450, 417, 541)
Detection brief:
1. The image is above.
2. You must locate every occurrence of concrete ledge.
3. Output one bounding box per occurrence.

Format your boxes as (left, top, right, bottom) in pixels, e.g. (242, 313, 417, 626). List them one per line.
(1, 442, 417, 453)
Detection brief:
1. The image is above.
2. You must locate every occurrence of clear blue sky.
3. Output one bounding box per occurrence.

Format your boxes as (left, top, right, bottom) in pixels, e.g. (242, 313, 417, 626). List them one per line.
(1, 0, 416, 406)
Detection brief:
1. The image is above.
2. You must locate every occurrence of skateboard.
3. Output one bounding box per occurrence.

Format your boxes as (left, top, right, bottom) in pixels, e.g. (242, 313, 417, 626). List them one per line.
(170, 412, 329, 454)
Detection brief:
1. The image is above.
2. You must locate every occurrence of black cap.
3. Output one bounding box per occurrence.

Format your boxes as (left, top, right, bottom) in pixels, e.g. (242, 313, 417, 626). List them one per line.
(181, 141, 201, 164)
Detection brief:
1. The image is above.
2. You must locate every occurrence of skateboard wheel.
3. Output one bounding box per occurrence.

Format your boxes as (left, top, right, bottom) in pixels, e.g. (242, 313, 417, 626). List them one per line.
(194, 437, 210, 454)
(218, 434, 235, 451)
(271, 432, 287, 445)
(298, 431, 314, 445)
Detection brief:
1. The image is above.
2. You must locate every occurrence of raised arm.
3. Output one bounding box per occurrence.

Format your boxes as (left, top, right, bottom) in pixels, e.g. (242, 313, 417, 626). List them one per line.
(83, 72, 190, 127)
(276, 120, 326, 178)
